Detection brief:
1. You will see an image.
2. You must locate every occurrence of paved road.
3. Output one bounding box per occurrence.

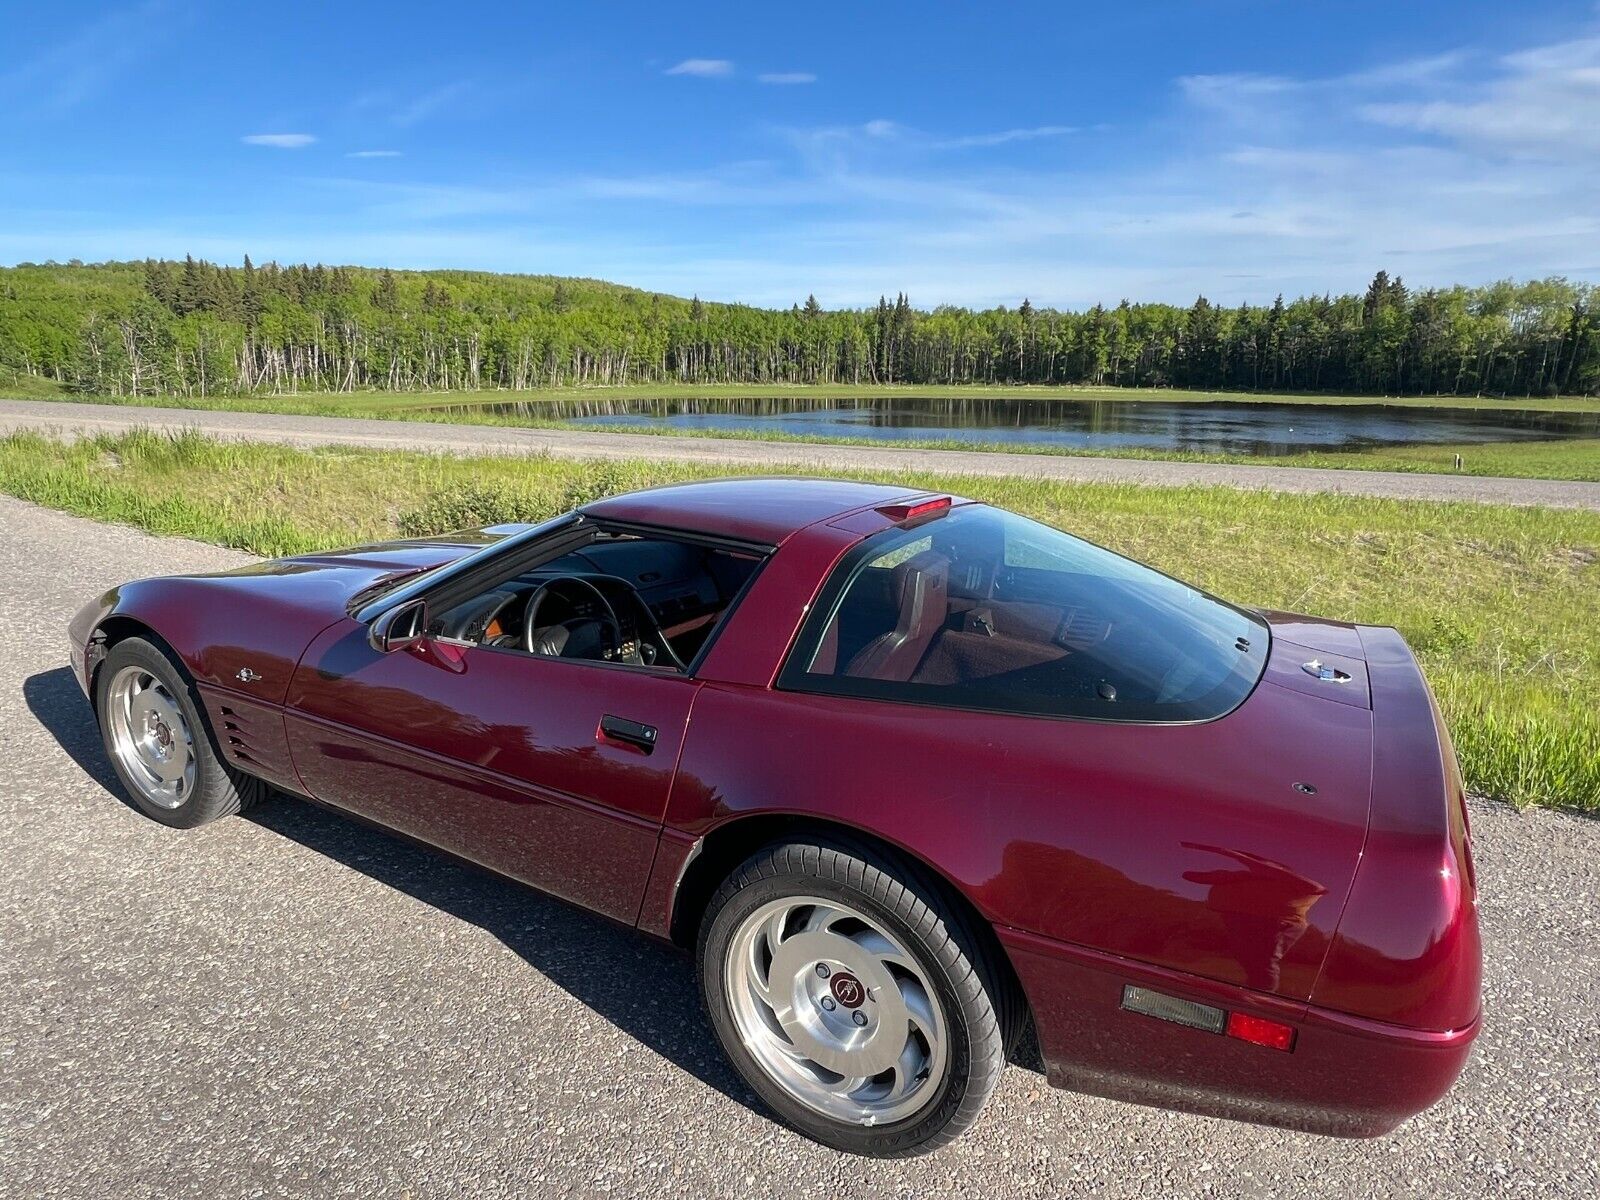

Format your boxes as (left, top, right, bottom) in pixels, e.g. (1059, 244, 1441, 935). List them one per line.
(2, 493, 1597, 1198)
(4, 397, 1600, 511)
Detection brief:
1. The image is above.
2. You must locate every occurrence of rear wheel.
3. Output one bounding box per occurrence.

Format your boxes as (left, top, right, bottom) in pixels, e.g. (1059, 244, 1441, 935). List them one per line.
(697, 838, 1014, 1157)
(96, 637, 266, 828)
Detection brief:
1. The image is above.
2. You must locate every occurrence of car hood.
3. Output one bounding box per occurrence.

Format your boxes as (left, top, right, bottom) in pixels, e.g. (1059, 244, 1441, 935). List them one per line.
(71, 524, 542, 709)
(216, 522, 540, 606)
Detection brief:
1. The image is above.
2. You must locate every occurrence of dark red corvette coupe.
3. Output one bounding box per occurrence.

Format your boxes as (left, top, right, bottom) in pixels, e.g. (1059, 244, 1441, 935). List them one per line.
(69, 478, 1480, 1156)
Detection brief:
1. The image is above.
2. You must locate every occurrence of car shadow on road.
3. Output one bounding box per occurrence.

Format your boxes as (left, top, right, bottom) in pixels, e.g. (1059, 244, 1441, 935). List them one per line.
(25, 666, 127, 795)
(24, 664, 758, 1112)
(27, 663, 1041, 1119)
(243, 788, 767, 1112)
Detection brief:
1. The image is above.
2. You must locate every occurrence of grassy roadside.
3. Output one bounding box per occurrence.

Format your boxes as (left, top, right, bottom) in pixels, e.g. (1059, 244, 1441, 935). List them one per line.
(2, 426, 1595, 815)
(8, 376, 1600, 481)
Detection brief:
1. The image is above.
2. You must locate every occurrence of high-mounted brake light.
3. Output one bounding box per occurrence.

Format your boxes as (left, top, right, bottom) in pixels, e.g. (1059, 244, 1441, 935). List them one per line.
(876, 496, 952, 523)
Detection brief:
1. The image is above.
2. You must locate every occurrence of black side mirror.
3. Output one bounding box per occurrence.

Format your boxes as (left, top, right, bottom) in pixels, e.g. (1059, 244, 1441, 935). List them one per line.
(369, 598, 428, 654)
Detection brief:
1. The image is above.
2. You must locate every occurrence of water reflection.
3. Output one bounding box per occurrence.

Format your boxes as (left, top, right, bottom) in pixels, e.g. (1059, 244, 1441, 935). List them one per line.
(420, 395, 1600, 456)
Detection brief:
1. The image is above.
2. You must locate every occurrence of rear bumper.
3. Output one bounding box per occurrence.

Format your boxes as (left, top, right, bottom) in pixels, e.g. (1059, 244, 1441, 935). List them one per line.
(1002, 926, 1478, 1138)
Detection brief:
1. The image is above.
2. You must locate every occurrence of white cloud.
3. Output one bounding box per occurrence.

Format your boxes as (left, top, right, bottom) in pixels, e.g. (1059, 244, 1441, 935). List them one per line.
(393, 81, 473, 127)
(11, 14, 1600, 309)
(793, 119, 1076, 155)
(1176, 72, 1299, 125)
(758, 72, 816, 85)
(936, 125, 1077, 149)
(0, 0, 176, 115)
(1362, 36, 1600, 155)
(665, 58, 733, 78)
(347, 149, 402, 158)
(242, 133, 316, 149)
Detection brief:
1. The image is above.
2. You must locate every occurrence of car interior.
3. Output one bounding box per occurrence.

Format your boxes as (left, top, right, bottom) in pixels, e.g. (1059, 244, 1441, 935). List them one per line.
(796, 511, 1264, 720)
(428, 531, 764, 671)
(812, 541, 1123, 693)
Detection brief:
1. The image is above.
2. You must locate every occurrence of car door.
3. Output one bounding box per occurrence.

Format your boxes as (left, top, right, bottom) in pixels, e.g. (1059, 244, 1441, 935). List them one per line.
(282, 618, 699, 924)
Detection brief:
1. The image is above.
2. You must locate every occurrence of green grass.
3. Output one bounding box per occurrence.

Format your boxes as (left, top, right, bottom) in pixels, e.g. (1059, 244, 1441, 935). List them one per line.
(0, 371, 76, 400)
(1262, 438, 1600, 481)
(2, 426, 1596, 815)
(9, 375, 1600, 480)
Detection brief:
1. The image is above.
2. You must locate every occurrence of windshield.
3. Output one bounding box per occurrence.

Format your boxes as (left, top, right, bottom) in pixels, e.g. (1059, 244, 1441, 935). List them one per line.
(350, 512, 581, 622)
(780, 504, 1268, 723)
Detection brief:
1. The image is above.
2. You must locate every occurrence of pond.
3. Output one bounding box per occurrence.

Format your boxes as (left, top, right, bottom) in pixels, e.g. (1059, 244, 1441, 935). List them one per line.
(417, 395, 1600, 456)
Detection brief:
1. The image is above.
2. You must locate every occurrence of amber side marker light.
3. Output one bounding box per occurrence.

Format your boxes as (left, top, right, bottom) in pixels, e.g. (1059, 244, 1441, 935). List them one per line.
(1121, 985, 1297, 1052)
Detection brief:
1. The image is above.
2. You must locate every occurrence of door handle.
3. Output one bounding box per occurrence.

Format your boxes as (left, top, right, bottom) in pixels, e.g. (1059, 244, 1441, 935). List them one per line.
(599, 714, 658, 753)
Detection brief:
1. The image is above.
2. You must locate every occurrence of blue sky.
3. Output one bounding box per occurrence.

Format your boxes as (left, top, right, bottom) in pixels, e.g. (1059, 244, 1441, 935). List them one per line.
(2, 0, 1598, 308)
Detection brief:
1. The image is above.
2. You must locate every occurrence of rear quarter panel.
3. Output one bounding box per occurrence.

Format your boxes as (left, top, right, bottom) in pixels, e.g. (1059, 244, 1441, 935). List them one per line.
(661, 676, 1373, 1005)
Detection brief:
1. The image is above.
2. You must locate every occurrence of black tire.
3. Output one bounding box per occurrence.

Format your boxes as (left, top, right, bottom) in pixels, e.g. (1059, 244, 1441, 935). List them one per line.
(697, 837, 1018, 1157)
(95, 636, 267, 828)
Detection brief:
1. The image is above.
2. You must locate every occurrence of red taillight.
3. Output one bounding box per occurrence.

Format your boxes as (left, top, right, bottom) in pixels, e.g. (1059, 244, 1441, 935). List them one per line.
(1226, 1011, 1297, 1051)
(876, 496, 952, 523)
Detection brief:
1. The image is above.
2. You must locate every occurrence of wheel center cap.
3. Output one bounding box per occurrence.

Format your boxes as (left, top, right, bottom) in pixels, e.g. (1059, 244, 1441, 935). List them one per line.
(829, 971, 866, 1009)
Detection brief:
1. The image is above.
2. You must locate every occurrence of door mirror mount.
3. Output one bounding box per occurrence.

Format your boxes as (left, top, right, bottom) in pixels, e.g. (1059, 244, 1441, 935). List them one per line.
(369, 598, 428, 654)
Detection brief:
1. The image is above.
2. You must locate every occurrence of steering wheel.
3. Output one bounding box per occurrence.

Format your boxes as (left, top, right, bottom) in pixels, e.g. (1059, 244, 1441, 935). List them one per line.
(618, 588, 688, 671)
(523, 577, 632, 663)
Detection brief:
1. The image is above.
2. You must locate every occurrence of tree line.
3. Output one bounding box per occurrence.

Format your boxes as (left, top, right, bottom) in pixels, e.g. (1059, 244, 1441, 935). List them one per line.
(1, 258, 1595, 398)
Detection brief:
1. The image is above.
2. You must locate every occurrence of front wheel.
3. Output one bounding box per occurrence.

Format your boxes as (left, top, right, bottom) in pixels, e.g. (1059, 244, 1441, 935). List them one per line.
(96, 636, 266, 828)
(697, 838, 1015, 1157)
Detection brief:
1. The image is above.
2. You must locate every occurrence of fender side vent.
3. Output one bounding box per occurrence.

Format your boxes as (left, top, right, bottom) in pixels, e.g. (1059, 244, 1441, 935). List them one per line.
(217, 706, 255, 764)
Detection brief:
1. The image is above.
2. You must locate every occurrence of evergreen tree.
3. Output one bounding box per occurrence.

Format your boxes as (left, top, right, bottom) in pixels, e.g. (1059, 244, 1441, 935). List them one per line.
(142, 258, 178, 309)
(241, 255, 261, 326)
(422, 280, 451, 313)
(176, 254, 205, 316)
(1, 259, 1595, 398)
(373, 268, 400, 313)
(1362, 271, 1407, 322)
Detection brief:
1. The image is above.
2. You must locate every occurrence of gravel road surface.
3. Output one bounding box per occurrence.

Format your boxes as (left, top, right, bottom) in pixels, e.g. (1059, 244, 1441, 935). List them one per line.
(4, 397, 1599, 511)
(2, 493, 1596, 1198)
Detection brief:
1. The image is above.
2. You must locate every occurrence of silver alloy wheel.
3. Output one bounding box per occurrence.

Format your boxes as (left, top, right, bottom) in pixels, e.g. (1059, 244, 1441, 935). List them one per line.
(105, 665, 196, 810)
(725, 894, 948, 1126)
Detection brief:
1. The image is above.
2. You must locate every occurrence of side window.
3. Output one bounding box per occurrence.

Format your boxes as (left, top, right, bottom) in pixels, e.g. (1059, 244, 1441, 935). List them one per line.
(425, 529, 765, 672)
(779, 505, 1268, 723)
(801, 533, 945, 682)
